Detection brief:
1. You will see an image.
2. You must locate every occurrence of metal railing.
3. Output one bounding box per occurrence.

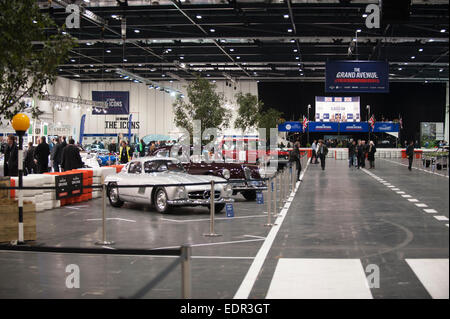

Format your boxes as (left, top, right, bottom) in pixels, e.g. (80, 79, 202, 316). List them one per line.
(0, 244, 192, 299)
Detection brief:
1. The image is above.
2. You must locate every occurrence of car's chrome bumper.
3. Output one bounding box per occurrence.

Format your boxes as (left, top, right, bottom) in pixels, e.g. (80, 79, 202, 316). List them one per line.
(230, 180, 267, 192)
(167, 197, 234, 206)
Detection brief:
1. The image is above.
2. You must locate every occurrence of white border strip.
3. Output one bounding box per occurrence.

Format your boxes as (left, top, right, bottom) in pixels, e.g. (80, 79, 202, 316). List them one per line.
(233, 158, 311, 299)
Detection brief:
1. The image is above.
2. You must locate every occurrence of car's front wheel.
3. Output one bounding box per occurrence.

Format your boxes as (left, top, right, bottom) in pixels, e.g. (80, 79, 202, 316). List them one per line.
(107, 182, 124, 207)
(208, 203, 225, 213)
(242, 190, 257, 201)
(154, 187, 170, 213)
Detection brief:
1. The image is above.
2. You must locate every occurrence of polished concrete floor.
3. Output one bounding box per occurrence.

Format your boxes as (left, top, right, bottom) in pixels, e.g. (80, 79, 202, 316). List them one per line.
(0, 157, 448, 299)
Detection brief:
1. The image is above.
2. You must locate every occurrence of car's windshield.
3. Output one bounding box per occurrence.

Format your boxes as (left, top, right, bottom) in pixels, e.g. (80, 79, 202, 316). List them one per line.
(144, 160, 185, 173)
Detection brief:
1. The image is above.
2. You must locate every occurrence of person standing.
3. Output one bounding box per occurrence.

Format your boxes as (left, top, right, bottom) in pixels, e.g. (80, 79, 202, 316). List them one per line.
(138, 139, 146, 157)
(61, 136, 67, 149)
(361, 140, 368, 168)
(119, 141, 132, 164)
(406, 141, 414, 171)
(290, 140, 302, 181)
(368, 141, 377, 169)
(348, 140, 357, 168)
(4, 135, 18, 176)
(34, 136, 50, 173)
(24, 141, 37, 174)
(356, 140, 364, 169)
(311, 140, 318, 164)
(61, 138, 83, 171)
(317, 139, 328, 170)
(108, 139, 117, 153)
(51, 137, 64, 172)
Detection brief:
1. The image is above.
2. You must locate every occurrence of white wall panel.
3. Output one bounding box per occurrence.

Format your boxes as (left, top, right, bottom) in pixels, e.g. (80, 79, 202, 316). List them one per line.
(76, 79, 258, 140)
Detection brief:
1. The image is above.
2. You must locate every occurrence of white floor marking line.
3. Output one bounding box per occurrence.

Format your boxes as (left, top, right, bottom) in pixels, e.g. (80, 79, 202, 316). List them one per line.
(243, 235, 267, 240)
(84, 218, 136, 222)
(406, 259, 449, 299)
(381, 158, 449, 179)
(192, 256, 255, 260)
(265, 259, 373, 299)
(392, 188, 400, 191)
(191, 238, 265, 247)
(160, 215, 265, 223)
(387, 186, 396, 188)
(362, 169, 448, 228)
(233, 158, 311, 299)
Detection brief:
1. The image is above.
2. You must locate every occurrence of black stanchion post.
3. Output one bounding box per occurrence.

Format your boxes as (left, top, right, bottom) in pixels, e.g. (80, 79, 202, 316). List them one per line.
(11, 113, 30, 245)
(181, 244, 192, 299)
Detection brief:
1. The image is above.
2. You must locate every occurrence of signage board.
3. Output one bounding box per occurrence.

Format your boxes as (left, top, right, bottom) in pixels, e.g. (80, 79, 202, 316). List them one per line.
(326, 61, 389, 93)
(55, 173, 83, 200)
(92, 91, 130, 115)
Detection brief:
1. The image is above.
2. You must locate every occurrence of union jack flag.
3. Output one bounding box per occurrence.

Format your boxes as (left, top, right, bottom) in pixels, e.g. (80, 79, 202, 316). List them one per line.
(368, 115, 376, 130)
(302, 116, 309, 132)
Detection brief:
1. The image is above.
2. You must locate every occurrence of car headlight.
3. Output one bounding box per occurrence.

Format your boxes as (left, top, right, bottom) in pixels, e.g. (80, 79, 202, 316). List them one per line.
(222, 169, 231, 180)
(175, 186, 187, 199)
(224, 184, 233, 197)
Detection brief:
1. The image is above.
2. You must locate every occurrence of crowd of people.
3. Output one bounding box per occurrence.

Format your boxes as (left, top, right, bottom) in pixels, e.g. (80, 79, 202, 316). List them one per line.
(1, 135, 84, 177)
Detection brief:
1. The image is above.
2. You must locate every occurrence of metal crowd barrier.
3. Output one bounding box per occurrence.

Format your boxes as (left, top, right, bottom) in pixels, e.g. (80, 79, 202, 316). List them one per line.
(0, 244, 192, 299)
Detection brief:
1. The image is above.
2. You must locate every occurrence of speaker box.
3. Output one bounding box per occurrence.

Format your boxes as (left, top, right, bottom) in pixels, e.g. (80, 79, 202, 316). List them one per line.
(381, 0, 411, 24)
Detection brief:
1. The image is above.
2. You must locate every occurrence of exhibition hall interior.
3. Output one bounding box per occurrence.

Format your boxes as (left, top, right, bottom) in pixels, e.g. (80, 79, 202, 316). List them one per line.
(0, 0, 449, 305)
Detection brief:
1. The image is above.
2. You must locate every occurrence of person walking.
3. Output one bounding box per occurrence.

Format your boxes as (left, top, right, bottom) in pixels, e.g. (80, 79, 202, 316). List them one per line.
(61, 138, 83, 171)
(311, 140, 318, 164)
(34, 136, 50, 173)
(138, 139, 146, 157)
(317, 139, 328, 170)
(24, 141, 37, 175)
(406, 141, 414, 171)
(119, 141, 132, 164)
(289, 140, 302, 181)
(51, 137, 64, 172)
(368, 141, 377, 169)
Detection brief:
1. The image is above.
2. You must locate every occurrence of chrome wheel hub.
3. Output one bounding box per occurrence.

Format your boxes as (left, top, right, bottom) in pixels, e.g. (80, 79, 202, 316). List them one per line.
(156, 191, 167, 210)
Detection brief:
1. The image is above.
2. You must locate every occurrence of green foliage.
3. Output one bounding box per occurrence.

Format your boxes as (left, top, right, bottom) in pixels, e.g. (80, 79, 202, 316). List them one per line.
(234, 92, 262, 132)
(0, 0, 75, 123)
(173, 77, 231, 139)
(258, 108, 284, 142)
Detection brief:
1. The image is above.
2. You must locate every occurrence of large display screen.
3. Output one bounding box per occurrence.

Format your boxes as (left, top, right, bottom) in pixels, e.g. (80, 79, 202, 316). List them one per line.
(315, 96, 360, 123)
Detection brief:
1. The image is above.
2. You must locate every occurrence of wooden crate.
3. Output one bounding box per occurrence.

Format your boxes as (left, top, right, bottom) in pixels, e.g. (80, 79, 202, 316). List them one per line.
(0, 177, 10, 200)
(0, 200, 36, 243)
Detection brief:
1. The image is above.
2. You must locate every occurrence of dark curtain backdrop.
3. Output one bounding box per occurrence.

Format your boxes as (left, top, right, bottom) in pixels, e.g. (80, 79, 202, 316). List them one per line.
(258, 82, 447, 143)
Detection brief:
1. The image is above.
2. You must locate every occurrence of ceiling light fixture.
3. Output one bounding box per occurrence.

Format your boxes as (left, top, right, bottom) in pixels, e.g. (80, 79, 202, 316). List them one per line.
(283, 14, 289, 19)
(196, 15, 202, 19)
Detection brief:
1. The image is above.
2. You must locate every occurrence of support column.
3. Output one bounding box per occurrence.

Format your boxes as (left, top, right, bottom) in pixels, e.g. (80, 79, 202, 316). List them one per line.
(445, 82, 449, 143)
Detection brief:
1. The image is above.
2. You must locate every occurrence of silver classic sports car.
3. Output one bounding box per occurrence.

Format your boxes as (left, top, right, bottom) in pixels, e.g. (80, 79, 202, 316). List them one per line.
(105, 157, 233, 213)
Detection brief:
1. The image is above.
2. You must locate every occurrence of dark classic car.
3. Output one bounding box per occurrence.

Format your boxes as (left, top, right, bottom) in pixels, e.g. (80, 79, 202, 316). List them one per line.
(148, 146, 266, 200)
